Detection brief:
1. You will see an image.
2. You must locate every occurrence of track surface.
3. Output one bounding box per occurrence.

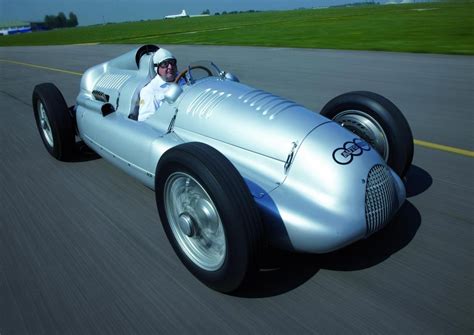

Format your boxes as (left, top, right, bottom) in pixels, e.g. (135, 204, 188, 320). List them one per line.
(1, 45, 473, 334)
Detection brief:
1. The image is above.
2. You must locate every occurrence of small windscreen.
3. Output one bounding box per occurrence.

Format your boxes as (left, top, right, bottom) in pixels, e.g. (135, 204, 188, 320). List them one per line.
(185, 61, 222, 82)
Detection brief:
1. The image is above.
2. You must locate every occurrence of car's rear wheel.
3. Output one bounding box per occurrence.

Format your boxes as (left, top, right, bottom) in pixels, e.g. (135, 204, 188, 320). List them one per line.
(32, 83, 75, 161)
(320, 91, 413, 177)
(155, 142, 263, 293)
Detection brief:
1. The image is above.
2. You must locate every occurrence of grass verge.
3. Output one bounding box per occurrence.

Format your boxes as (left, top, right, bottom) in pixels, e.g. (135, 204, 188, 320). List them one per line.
(0, 2, 472, 55)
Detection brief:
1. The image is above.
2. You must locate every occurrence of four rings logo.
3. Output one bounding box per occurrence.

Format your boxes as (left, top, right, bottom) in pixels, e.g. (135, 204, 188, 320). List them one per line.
(332, 138, 371, 165)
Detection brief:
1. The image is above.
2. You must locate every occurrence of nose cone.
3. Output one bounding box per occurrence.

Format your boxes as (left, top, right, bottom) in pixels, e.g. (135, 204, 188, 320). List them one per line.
(265, 121, 405, 253)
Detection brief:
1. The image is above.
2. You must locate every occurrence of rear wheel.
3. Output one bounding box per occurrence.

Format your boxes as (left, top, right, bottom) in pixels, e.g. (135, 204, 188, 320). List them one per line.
(155, 142, 263, 293)
(321, 91, 413, 177)
(32, 83, 75, 161)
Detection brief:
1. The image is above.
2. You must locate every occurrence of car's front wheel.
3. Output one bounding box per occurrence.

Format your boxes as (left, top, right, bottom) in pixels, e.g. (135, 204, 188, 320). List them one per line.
(32, 83, 75, 161)
(155, 142, 263, 293)
(320, 91, 413, 177)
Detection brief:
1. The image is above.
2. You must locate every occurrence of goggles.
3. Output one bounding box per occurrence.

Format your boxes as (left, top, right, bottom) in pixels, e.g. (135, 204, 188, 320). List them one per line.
(157, 59, 177, 68)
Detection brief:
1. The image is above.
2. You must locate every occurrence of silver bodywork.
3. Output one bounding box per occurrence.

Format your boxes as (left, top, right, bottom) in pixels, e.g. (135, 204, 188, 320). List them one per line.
(75, 47, 406, 253)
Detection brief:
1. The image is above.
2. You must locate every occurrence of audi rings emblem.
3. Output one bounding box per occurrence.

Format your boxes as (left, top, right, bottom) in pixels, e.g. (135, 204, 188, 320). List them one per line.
(332, 138, 371, 165)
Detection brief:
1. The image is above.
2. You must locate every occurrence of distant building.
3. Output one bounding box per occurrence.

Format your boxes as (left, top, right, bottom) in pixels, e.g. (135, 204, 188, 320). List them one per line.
(0, 21, 32, 36)
(30, 22, 49, 32)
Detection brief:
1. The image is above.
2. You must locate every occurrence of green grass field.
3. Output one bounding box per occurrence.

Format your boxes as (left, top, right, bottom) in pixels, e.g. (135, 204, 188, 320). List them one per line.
(1, 2, 472, 54)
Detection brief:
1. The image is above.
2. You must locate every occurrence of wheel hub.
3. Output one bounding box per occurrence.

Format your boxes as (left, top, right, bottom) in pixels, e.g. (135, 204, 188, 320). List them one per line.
(164, 172, 226, 271)
(195, 199, 218, 229)
(38, 102, 54, 148)
(178, 213, 195, 237)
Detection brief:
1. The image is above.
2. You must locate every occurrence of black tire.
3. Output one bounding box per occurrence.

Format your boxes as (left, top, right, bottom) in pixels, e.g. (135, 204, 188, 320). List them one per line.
(32, 83, 75, 161)
(155, 142, 263, 293)
(320, 91, 413, 177)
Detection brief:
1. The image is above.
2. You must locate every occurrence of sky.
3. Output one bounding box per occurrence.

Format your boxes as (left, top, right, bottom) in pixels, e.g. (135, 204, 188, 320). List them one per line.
(0, 0, 364, 26)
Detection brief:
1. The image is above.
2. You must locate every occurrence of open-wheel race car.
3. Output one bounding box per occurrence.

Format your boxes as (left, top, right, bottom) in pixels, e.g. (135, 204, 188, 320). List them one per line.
(33, 45, 413, 293)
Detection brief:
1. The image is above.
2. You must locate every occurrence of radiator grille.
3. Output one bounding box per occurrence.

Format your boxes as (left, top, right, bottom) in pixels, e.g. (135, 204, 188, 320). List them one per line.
(365, 164, 398, 235)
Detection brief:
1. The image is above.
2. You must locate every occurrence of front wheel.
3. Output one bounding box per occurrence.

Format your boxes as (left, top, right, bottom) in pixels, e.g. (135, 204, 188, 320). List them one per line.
(32, 83, 75, 161)
(155, 142, 263, 293)
(320, 91, 413, 177)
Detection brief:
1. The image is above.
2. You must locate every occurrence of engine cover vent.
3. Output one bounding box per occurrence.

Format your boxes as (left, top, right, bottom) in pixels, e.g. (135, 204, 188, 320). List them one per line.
(186, 88, 230, 119)
(95, 73, 131, 90)
(239, 89, 299, 119)
(365, 164, 398, 235)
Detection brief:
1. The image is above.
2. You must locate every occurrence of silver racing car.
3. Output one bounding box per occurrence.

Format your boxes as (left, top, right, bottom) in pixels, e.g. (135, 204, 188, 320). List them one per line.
(33, 45, 413, 293)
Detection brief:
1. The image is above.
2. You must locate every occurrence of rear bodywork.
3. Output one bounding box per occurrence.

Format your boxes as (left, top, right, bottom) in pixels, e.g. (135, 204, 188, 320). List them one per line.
(75, 46, 406, 253)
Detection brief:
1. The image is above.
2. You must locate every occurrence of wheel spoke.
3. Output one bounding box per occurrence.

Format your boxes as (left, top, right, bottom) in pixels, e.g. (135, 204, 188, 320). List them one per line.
(334, 110, 389, 161)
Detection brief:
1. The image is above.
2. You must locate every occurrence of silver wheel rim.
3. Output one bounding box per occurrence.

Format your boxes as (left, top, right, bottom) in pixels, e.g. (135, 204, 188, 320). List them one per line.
(333, 110, 389, 161)
(38, 101, 54, 148)
(164, 172, 226, 271)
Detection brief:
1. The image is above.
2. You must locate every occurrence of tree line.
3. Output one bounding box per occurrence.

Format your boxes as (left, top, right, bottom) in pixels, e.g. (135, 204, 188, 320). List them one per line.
(44, 12, 78, 29)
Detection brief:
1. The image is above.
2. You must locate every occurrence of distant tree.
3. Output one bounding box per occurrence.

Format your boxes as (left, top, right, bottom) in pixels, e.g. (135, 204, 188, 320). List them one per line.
(44, 15, 56, 29)
(222, 11, 227, 15)
(67, 12, 78, 27)
(56, 12, 67, 28)
(43, 11, 79, 29)
(201, 9, 210, 15)
(214, 12, 220, 15)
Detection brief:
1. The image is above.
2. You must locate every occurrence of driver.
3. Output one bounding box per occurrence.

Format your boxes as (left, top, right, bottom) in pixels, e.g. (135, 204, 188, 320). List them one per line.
(138, 48, 181, 121)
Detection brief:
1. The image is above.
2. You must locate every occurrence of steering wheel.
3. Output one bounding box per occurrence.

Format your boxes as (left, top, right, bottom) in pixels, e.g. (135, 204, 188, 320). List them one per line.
(175, 65, 214, 84)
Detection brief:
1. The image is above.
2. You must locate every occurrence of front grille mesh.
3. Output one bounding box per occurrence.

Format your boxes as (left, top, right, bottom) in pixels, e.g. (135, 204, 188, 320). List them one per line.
(365, 164, 398, 235)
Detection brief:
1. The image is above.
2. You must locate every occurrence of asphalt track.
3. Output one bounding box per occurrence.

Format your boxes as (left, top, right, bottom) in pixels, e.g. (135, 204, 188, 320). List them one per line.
(0, 45, 473, 334)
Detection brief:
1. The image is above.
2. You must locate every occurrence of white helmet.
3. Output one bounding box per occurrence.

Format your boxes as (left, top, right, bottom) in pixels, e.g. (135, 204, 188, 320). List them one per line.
(153, 48, 175, 65)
